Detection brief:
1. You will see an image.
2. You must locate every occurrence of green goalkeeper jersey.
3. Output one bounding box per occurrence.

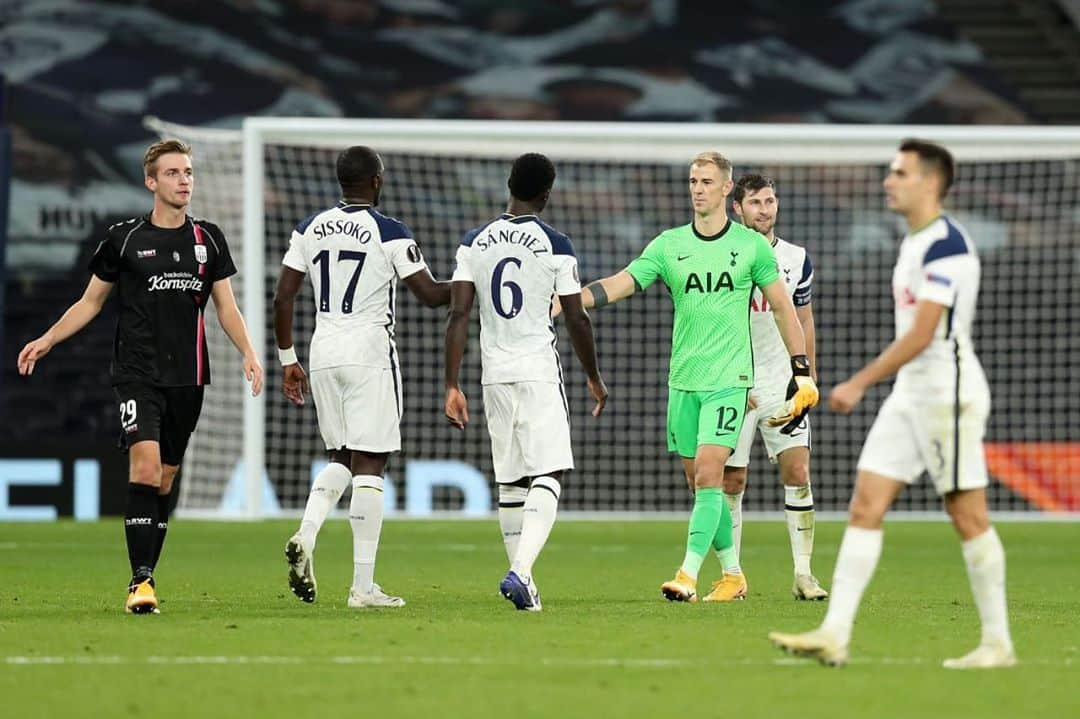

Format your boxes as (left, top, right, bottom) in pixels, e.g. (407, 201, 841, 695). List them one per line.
(625, 220, 780, 391)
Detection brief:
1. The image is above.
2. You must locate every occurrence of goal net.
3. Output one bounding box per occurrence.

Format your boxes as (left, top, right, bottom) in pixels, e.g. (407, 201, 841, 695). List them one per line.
(147, 118, 1080, 518)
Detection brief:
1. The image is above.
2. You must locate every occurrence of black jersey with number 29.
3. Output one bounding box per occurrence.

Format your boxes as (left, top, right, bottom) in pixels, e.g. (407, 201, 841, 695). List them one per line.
(89, 214, 237, 387)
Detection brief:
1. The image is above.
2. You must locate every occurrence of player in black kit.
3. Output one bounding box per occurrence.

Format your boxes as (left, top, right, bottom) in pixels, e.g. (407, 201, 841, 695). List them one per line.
(17, 139, 264, 614)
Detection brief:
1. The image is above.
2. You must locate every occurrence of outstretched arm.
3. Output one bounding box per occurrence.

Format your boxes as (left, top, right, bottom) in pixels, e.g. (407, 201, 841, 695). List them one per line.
(17, 276, 113, 375)
(830, 299, 943, 414)
(444, 281, 475, 429)
(582, 270, 638, 310)
(554, 270, 638, 318)
(273, 267, 309, 405)
(211, 277, 264, 396)
(560, 293, 608, 417)
(403, 269, 451, 308)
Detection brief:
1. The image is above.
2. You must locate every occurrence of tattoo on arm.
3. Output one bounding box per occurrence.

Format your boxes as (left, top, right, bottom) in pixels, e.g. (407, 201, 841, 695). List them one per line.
(587, 281, 609, 308)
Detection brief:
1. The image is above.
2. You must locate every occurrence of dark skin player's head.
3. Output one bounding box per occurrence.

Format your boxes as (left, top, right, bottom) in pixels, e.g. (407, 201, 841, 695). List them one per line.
(506, 153, 556, 215)
(337, 146, 384, 205)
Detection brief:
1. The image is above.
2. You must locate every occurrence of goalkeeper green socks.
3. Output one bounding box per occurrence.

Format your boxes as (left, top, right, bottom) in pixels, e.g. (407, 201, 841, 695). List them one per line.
(679, 488, 724, 579)
(712, 499, 741, 574)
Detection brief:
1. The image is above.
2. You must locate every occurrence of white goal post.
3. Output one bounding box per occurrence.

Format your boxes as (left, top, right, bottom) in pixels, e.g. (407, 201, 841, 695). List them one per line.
(146, 117, 1080, 520)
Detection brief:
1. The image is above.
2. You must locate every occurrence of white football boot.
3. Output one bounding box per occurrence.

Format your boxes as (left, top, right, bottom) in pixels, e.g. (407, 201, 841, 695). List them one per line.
(769, 628, 849, 667)
(348, 583, 406, 608)
(943, 642, 1017, 669)
(285, 533, 316, 603)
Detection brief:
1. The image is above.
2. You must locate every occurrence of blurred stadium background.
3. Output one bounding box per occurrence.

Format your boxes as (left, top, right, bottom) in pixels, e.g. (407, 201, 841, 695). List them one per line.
(2, 0, 1079, 519)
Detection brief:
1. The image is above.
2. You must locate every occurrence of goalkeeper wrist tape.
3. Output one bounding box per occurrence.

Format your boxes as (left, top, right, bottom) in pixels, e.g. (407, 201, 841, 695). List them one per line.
(278, 346, 299, 366)
(791, 354, 811, 377)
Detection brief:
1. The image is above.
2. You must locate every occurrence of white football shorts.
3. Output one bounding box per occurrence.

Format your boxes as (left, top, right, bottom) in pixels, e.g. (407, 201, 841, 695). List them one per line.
(310, 365, 402, 452)
(482, 381, 574, 484)
(726, 394, 811, 468)
(857, 389, 990, 495)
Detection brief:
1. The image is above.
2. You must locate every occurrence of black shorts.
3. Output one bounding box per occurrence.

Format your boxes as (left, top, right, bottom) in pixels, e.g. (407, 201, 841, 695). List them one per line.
(115, 383, 205, 466)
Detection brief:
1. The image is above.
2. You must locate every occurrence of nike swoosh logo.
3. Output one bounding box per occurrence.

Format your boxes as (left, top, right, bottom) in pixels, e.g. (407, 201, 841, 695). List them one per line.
(796, 527, 812, 532)
(677, 255, 691, 261)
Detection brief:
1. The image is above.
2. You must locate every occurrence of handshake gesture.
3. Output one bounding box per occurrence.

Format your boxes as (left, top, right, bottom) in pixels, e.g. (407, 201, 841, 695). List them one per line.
(767, 355, 818, 434)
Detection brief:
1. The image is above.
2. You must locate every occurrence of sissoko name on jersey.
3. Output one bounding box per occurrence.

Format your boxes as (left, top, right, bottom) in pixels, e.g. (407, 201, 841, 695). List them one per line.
(89, 214, 236, 387)
(281, 202, 429, 373)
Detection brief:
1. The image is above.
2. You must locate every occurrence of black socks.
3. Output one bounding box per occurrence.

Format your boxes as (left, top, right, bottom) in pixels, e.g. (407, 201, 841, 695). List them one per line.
(124, 483, 158, 582)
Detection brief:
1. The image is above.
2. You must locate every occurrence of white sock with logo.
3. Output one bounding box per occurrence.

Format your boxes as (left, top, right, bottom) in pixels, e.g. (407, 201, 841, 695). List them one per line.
(298, 462, 351, 552)
(498, 484, 528, 564)
(349, 475, 385, 595)
(511, 477, 560, 581)
(785, 484, 815, 576)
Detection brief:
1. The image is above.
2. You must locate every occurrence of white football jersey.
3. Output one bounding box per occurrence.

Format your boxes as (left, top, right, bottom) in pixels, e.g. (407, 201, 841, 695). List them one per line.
(747, 236, 813, 401)
(282, 202, 428, 372)
(891, 215, 988, 400)
(452, 213, 581, 385)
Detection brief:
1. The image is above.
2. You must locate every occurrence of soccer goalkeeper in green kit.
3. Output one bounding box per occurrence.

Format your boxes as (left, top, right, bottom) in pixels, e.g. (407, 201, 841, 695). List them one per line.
(555, 152, 817, 602)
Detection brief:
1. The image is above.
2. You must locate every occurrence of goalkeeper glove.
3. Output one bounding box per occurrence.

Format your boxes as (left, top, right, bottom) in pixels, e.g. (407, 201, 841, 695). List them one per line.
(767, 355, 819, 434)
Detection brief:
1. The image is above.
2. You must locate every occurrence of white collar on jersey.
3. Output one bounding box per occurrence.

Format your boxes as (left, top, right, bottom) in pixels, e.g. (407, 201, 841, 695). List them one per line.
(338, 200, 372, 209)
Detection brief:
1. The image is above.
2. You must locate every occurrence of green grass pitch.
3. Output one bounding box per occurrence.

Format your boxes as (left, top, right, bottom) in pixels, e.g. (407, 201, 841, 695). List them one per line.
(1, 519, 1076, 718)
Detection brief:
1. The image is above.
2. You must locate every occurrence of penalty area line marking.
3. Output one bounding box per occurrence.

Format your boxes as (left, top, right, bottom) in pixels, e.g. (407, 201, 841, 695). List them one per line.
(3, 655, 1073, 668)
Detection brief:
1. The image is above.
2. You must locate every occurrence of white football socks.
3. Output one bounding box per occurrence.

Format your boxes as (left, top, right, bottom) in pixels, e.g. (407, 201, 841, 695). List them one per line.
(724, 491, 744, 559)
(349, 474, 385, 595)
(498, 484, 529, 563)
(821, 526, 883, 646)
(511, 477, 560, 581)
(298, 462, 351, 552)
(961, 527, 1013, 649)
(785, 483, 815, 576)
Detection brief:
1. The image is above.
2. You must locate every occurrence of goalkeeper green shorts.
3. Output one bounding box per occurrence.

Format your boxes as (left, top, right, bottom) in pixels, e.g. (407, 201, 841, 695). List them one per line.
(667, 387, 750, 458)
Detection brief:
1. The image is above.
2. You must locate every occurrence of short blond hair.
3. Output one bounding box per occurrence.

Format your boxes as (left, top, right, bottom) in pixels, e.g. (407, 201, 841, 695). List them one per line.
(691, 151, 733, 178)
(143, 139, 192, 178)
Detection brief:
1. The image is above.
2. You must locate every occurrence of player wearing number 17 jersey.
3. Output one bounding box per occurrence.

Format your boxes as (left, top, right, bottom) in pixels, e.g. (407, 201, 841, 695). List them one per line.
(273, 146, 449, 608)
(445, 153, 607, 612)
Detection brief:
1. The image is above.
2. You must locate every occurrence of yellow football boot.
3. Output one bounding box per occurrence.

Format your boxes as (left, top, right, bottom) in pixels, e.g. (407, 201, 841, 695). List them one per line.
(660, 569, 698, 603)
(125, 579, 159, 615)
(702, 572, 748, 602)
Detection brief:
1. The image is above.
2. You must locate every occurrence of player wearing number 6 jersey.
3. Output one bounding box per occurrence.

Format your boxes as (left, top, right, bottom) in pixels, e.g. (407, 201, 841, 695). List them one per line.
(273, 146, 449, 608)
(561, 152, 817, 604)
(445, 153, 607, 612)
(770, 140, 1015, 669)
